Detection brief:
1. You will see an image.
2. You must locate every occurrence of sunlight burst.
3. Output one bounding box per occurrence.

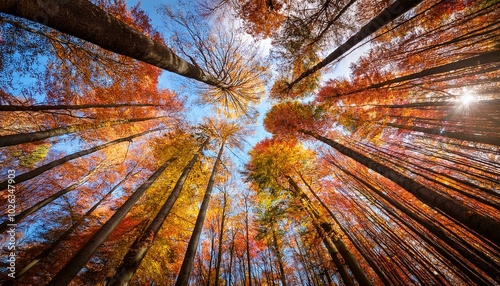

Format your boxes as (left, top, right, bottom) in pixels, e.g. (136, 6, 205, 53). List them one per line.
(460, 93, 475, 105)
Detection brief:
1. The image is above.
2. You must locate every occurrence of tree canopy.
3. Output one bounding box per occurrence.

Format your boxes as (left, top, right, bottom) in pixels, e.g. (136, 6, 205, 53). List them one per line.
(1, 0, 499, 285)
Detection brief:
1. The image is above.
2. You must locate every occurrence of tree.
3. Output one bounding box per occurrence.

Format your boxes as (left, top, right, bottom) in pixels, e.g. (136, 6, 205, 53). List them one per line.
(10, 166, 137, 280)
(0, 0, 223, 87)
(325, 153, 500, 284)
(105, 137, 208, 286)
(288, 177, 372, 286)
(0, 115, 167, 147)
(246, 138, 372, 285)
(176, 118, 248, 285)
(46, 153, 179, 285)
(0, 128, 163, 192)
(175, 141, 224, 286)
(286, 0, 424, 92)
(0, 165, 98, 234)
(243, 189, 254, 286)
(255, 202, 289, 286)
(214, 190, 228, 286)
(163, 9, 268, 117)
(264, 101, 500, 246)
(319, 50, 500, 103)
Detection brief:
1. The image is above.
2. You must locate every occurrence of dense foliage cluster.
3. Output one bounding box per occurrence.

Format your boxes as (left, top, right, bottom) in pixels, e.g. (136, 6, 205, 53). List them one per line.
(0, 0, 499, 285)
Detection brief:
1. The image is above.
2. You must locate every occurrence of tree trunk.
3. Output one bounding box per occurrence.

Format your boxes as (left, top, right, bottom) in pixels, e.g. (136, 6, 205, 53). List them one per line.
(106, 139, 209, 286)
(289, 0, 424, 88)
(288, 177, 371, 286)
(0, 128, 162, 191)
(46, 155, 178, 286)
(214, 192, 227, 286)
(206, 228, 216, 286)
(349, 50, 500, 95)
(386, 122, 500, 146)
(327, 158, 500, 284)
(300, 129, 500, 247)
(12, 168, 134, 279)
(266, 247, 277, 286)
(312, 218, 355, 286)
(293, 236, 314, 286)
(0, 166, 97, 234)
(0, 0, 223, 87)
(227, 231, 235, 286)
(175, 142, 224, 286)
(0, 103, 162, 111)
(297, 172, 391, 284)
(0, 115, 167, 147)
(271, 226, 288, 286)
(245, 196, 253, 286)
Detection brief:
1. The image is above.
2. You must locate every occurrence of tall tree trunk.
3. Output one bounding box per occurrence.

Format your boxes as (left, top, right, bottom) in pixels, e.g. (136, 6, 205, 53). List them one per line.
(206, 228, 216, 286)
(293, 236, 314, 286)
(46, 155, 178, 286)
(244, 196, 253, 286)
(107, 139, 209, 286)
(270, 226, 288, 286)
(0, 0, 224, 87)
(345, 50, 500, 96)
(288, 177, 370, 286)
(327, 158, 500, 284)
(386, 122, 500, 146)
(300, 129, 500, 247)
(227, 231, 235, 286)
(310, 218, 355, 286)
(175, 142, 225, 286)
(214, 192, 227, 286)
(240, 255, 247, 286)
(12, 168, 134, 279)
(0, 115, 166, 147)
(0, 103, 162, 111)
(0, 166, 98, 234)
(289, 0, 424, 89)
(297, 172, 390, 284)
(266, 247, 277, 286)
(0, 128, 162, 191)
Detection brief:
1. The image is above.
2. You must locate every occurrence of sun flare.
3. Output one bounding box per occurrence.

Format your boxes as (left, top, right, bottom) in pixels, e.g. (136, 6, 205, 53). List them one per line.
(460, 93, 474, 105)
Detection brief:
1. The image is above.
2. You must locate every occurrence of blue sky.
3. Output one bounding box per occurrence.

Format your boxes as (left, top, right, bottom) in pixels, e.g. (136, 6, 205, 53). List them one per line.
(124, 0, 272, 156)
(123, 0, 369, 160)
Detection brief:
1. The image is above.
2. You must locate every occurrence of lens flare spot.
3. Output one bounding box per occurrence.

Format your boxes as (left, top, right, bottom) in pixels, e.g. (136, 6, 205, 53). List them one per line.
(460, 94, 474, 105)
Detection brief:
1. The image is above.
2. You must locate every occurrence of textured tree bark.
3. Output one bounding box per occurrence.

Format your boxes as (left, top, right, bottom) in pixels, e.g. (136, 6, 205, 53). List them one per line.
(288, 177, 371, 286)
(0, 115, 167, 147)
(0, 0, 224, 87)
(301, 129, 500, 247)
(106, 139, 209, 286)
(289, 0, 424, 88)
(11, 170, 134, 279)
(46, 155, 178, 286)
(175, 143, 224, 286)
(214, 192, 228, 286)
(0, 128, 163, 191)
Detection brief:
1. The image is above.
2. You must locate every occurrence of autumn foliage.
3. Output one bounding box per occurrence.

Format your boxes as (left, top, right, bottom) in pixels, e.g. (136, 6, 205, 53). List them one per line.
(1, 0, 499, 285)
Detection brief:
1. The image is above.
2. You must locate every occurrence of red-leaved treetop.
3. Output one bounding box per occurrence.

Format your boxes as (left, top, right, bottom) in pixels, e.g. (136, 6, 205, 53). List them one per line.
(263, 101, 327, 139)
